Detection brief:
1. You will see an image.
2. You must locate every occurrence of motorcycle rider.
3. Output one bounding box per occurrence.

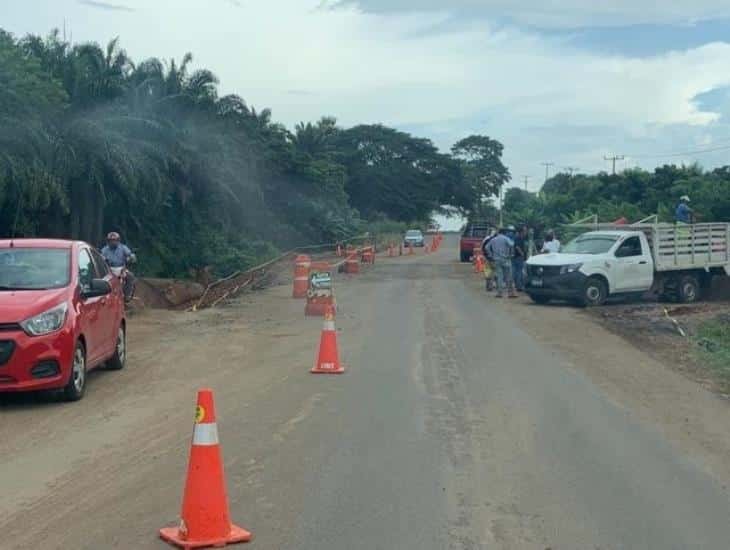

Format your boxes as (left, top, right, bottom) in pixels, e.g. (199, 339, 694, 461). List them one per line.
(101, 231, 136, 303)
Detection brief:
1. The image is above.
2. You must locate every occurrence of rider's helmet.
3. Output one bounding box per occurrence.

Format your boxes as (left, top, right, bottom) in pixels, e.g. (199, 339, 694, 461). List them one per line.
(680, 195, 690, 203)
(106, 231, 121, 241)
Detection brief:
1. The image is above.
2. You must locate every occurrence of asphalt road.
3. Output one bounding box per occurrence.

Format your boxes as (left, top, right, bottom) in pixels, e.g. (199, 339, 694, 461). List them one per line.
(2, 235, 729, 549)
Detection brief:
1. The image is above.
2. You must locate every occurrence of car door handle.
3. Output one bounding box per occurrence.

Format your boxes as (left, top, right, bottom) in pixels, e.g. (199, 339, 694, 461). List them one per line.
(638, 261, 648, 264)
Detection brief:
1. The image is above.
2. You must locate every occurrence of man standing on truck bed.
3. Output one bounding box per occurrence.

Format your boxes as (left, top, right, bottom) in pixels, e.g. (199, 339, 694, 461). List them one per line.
(675, 195, 694, 224)
(486, 228, 517, 298)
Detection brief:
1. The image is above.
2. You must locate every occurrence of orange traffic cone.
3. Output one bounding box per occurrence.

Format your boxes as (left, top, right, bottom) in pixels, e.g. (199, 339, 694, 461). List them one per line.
(311, 305, 345, 374)
(160, 389, 252, 549)
(475, 254, 485, 273)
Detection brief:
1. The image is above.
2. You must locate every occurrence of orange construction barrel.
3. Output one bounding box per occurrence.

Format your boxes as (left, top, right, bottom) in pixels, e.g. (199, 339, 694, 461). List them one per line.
(344, 254, 360, 274)
(293, 254, 311, 298)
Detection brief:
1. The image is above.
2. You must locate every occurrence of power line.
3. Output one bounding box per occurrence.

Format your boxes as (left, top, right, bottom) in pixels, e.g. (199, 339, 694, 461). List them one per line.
(629, 143, 730, 159)
(604, 155, 624, 175)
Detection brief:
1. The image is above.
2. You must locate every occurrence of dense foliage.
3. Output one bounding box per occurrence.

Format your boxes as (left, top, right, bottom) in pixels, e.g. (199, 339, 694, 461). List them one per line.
(0, 29, 509, 277)
(503, 165, 730, 234)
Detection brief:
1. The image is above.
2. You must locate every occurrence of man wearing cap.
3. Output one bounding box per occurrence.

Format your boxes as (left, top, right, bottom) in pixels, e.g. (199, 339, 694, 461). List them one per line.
(675, 195, 693, 224)
(101, 232, 136, 303)
(485, 227, 517, 298)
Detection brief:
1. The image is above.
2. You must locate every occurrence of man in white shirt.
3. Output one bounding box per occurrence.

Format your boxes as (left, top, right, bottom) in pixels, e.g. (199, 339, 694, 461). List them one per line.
(541, 230, 561, 254)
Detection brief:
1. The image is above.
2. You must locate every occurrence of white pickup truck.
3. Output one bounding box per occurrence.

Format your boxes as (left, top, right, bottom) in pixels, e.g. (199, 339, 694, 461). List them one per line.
(525, 223, 730, 306)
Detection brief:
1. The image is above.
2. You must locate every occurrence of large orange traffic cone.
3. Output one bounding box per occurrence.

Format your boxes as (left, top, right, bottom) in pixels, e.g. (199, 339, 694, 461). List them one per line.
(311, 305, 345, 374)
(160, 389, 252, 549)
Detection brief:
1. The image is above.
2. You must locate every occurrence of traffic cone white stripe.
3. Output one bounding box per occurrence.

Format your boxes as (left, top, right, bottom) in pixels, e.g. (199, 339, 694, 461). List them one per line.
(323, 319, 335, 331)
(192, 423, 219, 446)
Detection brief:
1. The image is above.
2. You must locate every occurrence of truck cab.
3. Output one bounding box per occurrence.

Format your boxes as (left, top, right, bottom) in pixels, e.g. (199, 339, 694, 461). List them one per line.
(526, 230, 655, 306)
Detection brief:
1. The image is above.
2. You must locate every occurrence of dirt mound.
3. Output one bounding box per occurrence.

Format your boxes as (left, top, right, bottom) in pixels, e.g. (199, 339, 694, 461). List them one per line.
(133, 278, 205, 310)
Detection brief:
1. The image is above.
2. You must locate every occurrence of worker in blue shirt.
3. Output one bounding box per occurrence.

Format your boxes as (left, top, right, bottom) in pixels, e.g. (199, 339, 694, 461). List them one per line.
(675, 195, 693, 224)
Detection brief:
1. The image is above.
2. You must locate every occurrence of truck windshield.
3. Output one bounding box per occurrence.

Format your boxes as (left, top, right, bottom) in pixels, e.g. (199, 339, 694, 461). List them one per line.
(562, 235, 619, 255)
(0, 248, 71, 290)
(465, 226, 489, 238)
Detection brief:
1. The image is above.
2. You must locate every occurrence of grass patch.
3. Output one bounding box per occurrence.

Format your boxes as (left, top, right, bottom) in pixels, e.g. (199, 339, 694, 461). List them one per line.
(694, 316, 730, 389)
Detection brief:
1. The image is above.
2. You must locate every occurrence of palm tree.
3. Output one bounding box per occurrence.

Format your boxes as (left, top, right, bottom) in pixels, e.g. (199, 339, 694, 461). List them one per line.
(292, 116, 338, 157)
(72, 37, 132, 105)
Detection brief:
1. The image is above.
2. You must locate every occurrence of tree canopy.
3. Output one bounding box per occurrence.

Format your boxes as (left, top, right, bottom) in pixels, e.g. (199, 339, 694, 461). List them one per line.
(503, 165, 730, 234)
(0, 28, 508, 276)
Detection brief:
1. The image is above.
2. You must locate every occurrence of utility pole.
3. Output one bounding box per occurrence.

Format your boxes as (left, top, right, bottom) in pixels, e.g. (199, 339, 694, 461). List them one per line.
(522, 175, 531, 191)
(541, 162, 554, 183)
(604, 155, 624, 175)
(498, 186, 504, 228)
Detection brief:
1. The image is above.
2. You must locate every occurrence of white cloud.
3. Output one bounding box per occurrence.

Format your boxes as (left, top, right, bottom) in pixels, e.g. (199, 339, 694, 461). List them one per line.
(328, 0, 730, 29)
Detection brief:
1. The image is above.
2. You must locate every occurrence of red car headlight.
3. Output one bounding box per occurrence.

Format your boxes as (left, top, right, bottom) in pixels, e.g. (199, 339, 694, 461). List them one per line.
(20, 303, 68, 336)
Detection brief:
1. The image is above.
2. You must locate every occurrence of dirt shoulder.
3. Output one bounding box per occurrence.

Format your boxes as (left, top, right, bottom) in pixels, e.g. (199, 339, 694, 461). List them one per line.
(464, 275, 730, 489)
(587, 300, 730, 396)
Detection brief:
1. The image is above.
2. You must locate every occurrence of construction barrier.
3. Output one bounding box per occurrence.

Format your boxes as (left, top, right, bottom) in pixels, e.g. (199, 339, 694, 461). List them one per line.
(344, 254, 360, 274)
(160, 389, 252, 548)
(292, 254, 311, 299)
(305, 262, 336, 317)
(361, 247, 375, 264)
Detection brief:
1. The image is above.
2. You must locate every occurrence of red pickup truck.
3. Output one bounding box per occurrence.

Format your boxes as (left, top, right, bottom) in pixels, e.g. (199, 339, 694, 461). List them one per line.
(459, 222, 492, 262)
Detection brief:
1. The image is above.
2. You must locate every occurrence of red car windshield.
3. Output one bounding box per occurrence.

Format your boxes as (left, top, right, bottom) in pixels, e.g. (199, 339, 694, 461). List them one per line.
(0, 248, 71, 290)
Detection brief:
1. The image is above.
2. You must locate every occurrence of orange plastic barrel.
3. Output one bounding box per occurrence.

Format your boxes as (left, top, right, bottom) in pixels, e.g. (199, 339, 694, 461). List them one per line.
(293, 254, 311, 298)
(344, 254, 360, 274)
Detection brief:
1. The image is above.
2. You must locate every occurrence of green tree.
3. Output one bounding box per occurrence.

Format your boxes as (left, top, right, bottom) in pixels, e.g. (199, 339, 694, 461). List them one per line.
(336, 124, 457, 222)
(0, 27, 483, 277)
(451, 135, 511, 213)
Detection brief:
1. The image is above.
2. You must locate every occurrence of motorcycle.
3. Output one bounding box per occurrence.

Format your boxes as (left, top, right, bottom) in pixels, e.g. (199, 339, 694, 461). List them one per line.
(109, 254, 136, 304)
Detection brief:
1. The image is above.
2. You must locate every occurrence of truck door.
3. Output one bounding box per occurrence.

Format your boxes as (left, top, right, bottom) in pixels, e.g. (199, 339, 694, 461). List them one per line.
(613, 236, 653, 292)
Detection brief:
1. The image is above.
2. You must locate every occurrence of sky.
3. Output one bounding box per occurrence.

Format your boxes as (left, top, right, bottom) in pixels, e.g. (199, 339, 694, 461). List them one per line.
(5, 0, 730, 216)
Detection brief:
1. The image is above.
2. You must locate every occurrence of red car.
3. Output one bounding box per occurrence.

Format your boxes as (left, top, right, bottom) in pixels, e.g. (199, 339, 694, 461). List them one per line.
(0, 239, 126, 401)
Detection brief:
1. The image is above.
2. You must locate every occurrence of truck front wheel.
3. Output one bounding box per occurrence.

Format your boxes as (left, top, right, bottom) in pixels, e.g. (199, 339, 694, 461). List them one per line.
(582, 277, 607, 307)
(460, 251, 470, 262)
